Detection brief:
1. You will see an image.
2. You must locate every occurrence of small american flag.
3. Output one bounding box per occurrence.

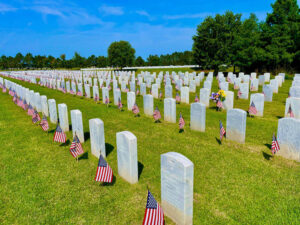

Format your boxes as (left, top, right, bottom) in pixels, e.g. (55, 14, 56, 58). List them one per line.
(2, 85, 6, 93)
(159, 91, 162, 99)
(40, 115, 49, 131)
(70, 134, 84, 158)
(287, 105, 294, 117)
(53, 123, 66, 143)
(237, 89, 242, 98)
(132, 103, 140, 115)
(125, 86, 129, 92)
(70, 89, 75, 94)
(250, 83, 254, 91)
(27, 104, 34, 116)
(9, 88, 14, 96)
(118, 98, 123, 110)
(179, 112, 185, 129)
(94, 94, 99, 102)
(13, 94, 17, 104)
(176, 93, 181, 102)
(216, 100, 223, 109)
(136, 89, 140, 95)
(271, 133, 280, 154)
(150, 88, 152, 94)
(94, 155, 113, 183)
(23, 99, 28, 111)
(248, 101, 257, 115)
(32, 110, 41, 123)
(220, 120, 226, 141)
(153, 107, 161, 121)
(105, 96, 109, 105)
(195, 94, 199, 102)
(77, 91, 82, 96)
(142, 191, 164, 225)
(234, 83, 238, 90)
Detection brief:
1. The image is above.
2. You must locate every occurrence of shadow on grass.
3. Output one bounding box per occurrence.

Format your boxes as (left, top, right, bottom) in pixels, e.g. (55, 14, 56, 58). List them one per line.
(78, 152, 88, 160)
(69, 124, 72, 130)
(101, 175, 116, 186)
(276, 116, 283, 119)
(155, 120, 161, 123)
(138, 161, 144, 180)
(215, 137, 222, 145)
(262, 151, 273, 160)
(179, 129, 184, 133)
(60, 139, 70, 146)
(105, 143, 114, 157)
(49, 129, 55, 134)
(84, 132, 90, 141)
(264, 143, 272, 149)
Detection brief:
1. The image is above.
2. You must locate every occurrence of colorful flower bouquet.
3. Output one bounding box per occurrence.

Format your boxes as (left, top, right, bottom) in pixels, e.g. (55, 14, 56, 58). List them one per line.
(211, 90, 226, 110)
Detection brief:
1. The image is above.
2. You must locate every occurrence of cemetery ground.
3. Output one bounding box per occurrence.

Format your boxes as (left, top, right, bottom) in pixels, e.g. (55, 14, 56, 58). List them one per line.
(0, 72, 299, 224)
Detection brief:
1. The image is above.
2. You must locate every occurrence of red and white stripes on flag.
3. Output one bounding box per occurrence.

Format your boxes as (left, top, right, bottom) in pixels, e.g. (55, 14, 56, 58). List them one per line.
(39, 115, 49, 131)
(217, 100, 223, 109)
(94, 155, 113, 183)
(248, 101, 258, 115)
(179, 112, 185, 129)
(271, 133, 280, 154)
(220, 120, 226, 141)
(53, 123, 67, 143)
(142, 191, 164, 225)
(70, 134, 84, 158)
(132, 103, 140, 115)
(32, 110, 41, 123)
(287, 105, 294, 117)
(153, 107, 161, 121)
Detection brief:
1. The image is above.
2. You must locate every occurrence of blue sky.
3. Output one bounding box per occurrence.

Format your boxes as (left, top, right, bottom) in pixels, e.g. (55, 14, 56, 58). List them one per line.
(0, 0, 295, 59)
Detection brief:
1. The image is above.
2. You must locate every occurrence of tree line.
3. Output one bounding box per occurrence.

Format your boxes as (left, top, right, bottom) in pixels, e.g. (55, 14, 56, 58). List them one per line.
(0, 0, 299, 72)
(193, 0, 300, 72)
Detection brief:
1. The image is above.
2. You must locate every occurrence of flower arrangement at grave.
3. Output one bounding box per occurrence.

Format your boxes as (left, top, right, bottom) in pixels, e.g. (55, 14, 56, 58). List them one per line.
(211, 90, 226, 110)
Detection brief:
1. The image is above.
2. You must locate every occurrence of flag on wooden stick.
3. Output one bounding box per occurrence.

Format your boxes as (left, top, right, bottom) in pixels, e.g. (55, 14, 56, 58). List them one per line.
(142, 190, 164, 225)
(39, 115, 49, 131)
(153, 107, 161, 122)
(287, 104, 294, 117)
(70, 134, 84, 158)
(219, 120, 226, 141)
(271, 133, 280, 155)
(179, 112, 185, 130)
(53, 123, 66, 143)
(94, 155, 113, 183)
(32, 110, 41, 123)
(132, 103, 140, 115)
(248, 101, 258, 116)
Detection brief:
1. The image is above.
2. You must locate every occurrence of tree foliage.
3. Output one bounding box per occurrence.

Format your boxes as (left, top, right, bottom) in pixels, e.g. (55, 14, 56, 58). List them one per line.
(193, 0, 300, 72)
(107, 40, 135, 68)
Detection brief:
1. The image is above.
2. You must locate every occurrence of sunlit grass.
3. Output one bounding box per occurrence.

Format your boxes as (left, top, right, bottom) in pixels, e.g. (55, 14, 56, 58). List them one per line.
(0, 72, 299, 224)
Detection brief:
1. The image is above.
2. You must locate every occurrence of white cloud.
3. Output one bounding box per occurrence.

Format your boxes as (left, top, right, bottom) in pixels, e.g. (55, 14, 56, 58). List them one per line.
(163, 12, 214, 20)
(0, 3, 17, 12)
(31, 6, 64, 17)
(99, 5, 124, 16)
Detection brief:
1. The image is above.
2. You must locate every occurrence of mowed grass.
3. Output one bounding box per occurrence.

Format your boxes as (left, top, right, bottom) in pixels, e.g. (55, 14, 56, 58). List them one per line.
(0, 72, 299, 224)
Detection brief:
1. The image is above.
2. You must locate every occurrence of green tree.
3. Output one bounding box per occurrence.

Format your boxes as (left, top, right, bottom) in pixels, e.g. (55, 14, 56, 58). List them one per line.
(262, 0, 300, 71)
(147, 55, 160, 66)
(233, 14, 265, 72)
(15, 52, 24, 68)
(135, 56, 145, 66)
(107, 41, 135, 68)
(72, 52, 85, 68)
(96, 56, 108, 68)
(193, 11, 242, 72)
(24, 53, 33, 68)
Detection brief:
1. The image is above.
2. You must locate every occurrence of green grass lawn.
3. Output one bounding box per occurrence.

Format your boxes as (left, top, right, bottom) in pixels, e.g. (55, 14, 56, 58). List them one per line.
(0, 73, 299, 224)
